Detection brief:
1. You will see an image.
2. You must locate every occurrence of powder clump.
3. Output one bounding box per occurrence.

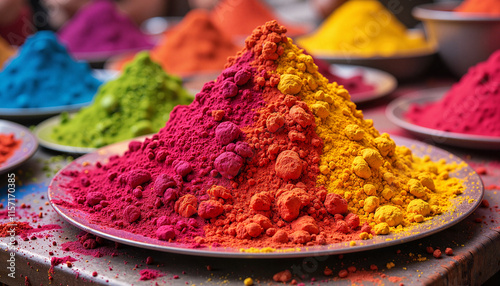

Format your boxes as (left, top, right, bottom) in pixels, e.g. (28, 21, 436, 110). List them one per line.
(406, 50, 500, 136)
(51, 52, 193, 148)
(297, 0, 432, 57)
(56, 21, 465, 249)
(0, 31, 101, 108)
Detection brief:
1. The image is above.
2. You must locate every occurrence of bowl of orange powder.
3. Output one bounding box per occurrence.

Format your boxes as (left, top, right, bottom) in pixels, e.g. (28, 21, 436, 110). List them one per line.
(413, 0, 500, 77)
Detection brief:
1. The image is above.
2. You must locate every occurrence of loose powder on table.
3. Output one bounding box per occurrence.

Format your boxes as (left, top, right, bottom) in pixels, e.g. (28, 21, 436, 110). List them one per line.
(58, 0, 153, 55)
(0, 31, 102, 108)
(454, 0, 500, 16)
(0, 36, 15, 69)
(0, 133, 21, 165)
(406, 50, 500, 137)
(51, 52, 193, 148)
(297, 0, 432, 57)
(54, 21, 465, 250)
(211, 0, 307, 40)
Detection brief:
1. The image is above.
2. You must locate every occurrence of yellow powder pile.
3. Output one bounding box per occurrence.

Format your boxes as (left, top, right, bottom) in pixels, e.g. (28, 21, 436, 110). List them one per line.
(0, 36, 15, 68)
(297, 0, 432, 57)
(275, 36, 464, 235)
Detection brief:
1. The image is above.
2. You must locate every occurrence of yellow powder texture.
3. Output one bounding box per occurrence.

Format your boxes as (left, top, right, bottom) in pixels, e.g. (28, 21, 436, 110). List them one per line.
(0, 36, 15, 68)
(296, 0, 432, 57)
(274, 36, 464, 235)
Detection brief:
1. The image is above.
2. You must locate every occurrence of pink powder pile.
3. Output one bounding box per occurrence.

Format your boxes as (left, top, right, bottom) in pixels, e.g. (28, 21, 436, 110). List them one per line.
(58, 0, 153, 55)
(406, 50, 500, 136)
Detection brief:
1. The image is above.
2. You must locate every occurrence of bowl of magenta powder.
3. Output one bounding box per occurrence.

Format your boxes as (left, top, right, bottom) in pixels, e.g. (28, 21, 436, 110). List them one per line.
(405, 49, 500, 138)
(0, 31, 102, 115)
(57, 0, 153, 62)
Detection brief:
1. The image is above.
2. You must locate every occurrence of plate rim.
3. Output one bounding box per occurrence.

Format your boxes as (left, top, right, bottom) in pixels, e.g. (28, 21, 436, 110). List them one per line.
(331, 64, 397, 104)
(48, 135, 484, 258)
(33, 113, 97, 155)
(386, 87, 500, 148)
(0, 119, 38, 174)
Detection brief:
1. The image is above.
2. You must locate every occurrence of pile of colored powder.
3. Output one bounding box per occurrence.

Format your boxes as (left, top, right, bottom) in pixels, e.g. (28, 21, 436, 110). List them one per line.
(0, 36, 14, 69)
(211, 0, 307, 39)
(454, 0, 500, 16)
(51, 52, 193, 148)
(0, 31, 101, 108)
(54, 21, 465, 249)
(406, 50, 500, 137)
(149, 9, 239, 76)
(0, 133, 21, 165)
(58, 0, 153, 55)
(297, 0, 432, 57)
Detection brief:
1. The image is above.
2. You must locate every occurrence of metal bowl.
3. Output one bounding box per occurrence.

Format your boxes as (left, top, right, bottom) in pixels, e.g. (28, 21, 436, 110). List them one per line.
(413, 2, 500, 77)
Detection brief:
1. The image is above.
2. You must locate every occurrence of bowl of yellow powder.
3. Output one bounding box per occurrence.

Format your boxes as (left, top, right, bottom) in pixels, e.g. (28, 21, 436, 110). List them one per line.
(413, 1, 500, 77)
(296, 0, 436, 80)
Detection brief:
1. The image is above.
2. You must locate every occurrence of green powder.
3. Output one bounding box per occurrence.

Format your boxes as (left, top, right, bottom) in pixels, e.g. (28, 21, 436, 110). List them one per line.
(51, 52, 193, 148)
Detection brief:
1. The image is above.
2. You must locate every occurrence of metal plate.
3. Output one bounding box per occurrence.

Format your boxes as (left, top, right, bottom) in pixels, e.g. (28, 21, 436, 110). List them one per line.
(387, 87, 500, 150)
(0, 69, 117, 121)
(33, 114, 96, 155)
(0, 120, 38, 174)
(48, 135, 484, 258)
(332, 64, 397, 104)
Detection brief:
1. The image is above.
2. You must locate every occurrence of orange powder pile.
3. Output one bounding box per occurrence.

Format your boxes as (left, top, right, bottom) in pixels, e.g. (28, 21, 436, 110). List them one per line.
(151, 9, 239, 76)
(211, 0, 307, 39)
(454, 0, 500, 16)
(0, 133, 21, 165)
(0, 36, 15, 68)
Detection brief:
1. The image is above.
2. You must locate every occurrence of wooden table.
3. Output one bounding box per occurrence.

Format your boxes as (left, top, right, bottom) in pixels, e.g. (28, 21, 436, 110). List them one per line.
(1, 76, 499, 286)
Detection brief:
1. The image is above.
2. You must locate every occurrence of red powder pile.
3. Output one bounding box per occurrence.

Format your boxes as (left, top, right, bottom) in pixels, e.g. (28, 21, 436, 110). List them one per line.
(0, 133, 21, 165)
(454, 0, 500, 16)
(54, 21, 370, 249)
(211, 0, 307, 39)
(406, 50, 500, 136)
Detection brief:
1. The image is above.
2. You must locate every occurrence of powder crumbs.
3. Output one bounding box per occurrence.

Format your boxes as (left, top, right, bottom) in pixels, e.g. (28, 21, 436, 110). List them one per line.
(54, 20, 466, 250)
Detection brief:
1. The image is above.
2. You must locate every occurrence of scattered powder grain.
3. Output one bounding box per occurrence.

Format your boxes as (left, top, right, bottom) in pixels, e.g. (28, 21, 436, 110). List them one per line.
(406, 50, 500, 136)
(51, 52, 193, 148)
(53, 21, 465, 250)
(297, 0, 431, 57)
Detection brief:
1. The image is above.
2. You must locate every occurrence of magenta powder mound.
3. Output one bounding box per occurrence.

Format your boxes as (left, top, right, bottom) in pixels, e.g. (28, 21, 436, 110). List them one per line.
(406, 50, 500, 137)
(58, 0, 153, 55)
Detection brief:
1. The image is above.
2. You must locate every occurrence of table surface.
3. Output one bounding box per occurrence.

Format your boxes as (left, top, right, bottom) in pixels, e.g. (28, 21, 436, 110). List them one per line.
(1, 73, 499, 286)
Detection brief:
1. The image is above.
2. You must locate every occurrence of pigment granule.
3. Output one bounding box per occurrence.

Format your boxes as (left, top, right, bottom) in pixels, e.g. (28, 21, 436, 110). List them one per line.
(0, 133, 21, 165)
(0, 31, 102, 109)
(455, 0, 500, 16)
(54, 21, 464, 249)
(51, 52, 193, 148)
(58, 0, 153, 55)
(297, 0, 431, 57)
(406, 50, 500, 137)
(0, 36, 14, 69)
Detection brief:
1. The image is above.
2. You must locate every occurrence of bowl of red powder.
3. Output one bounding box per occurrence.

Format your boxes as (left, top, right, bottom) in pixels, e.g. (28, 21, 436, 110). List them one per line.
(413, 1, 500, 77)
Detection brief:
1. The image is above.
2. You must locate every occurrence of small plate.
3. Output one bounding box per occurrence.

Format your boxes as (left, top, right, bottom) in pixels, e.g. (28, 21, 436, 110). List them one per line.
(33, 114, 96, 155)
(49, 135, 483, 258)
(332, 64, 397, 104)
(0, 69, 117, 122)
(386, 87, 500, 150)
(316, 49, 436, 80)
(0, 120, 38, 174)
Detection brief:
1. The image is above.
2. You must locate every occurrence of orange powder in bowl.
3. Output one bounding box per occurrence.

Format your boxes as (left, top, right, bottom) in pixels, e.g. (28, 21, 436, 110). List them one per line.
(454, 0, 500, 16)
(0, 36, 15, 69)
(0, 133, 21, 165)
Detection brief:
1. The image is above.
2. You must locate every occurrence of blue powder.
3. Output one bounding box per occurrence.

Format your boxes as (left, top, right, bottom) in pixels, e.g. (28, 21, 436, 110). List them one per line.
(0, 31, 102, 108)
